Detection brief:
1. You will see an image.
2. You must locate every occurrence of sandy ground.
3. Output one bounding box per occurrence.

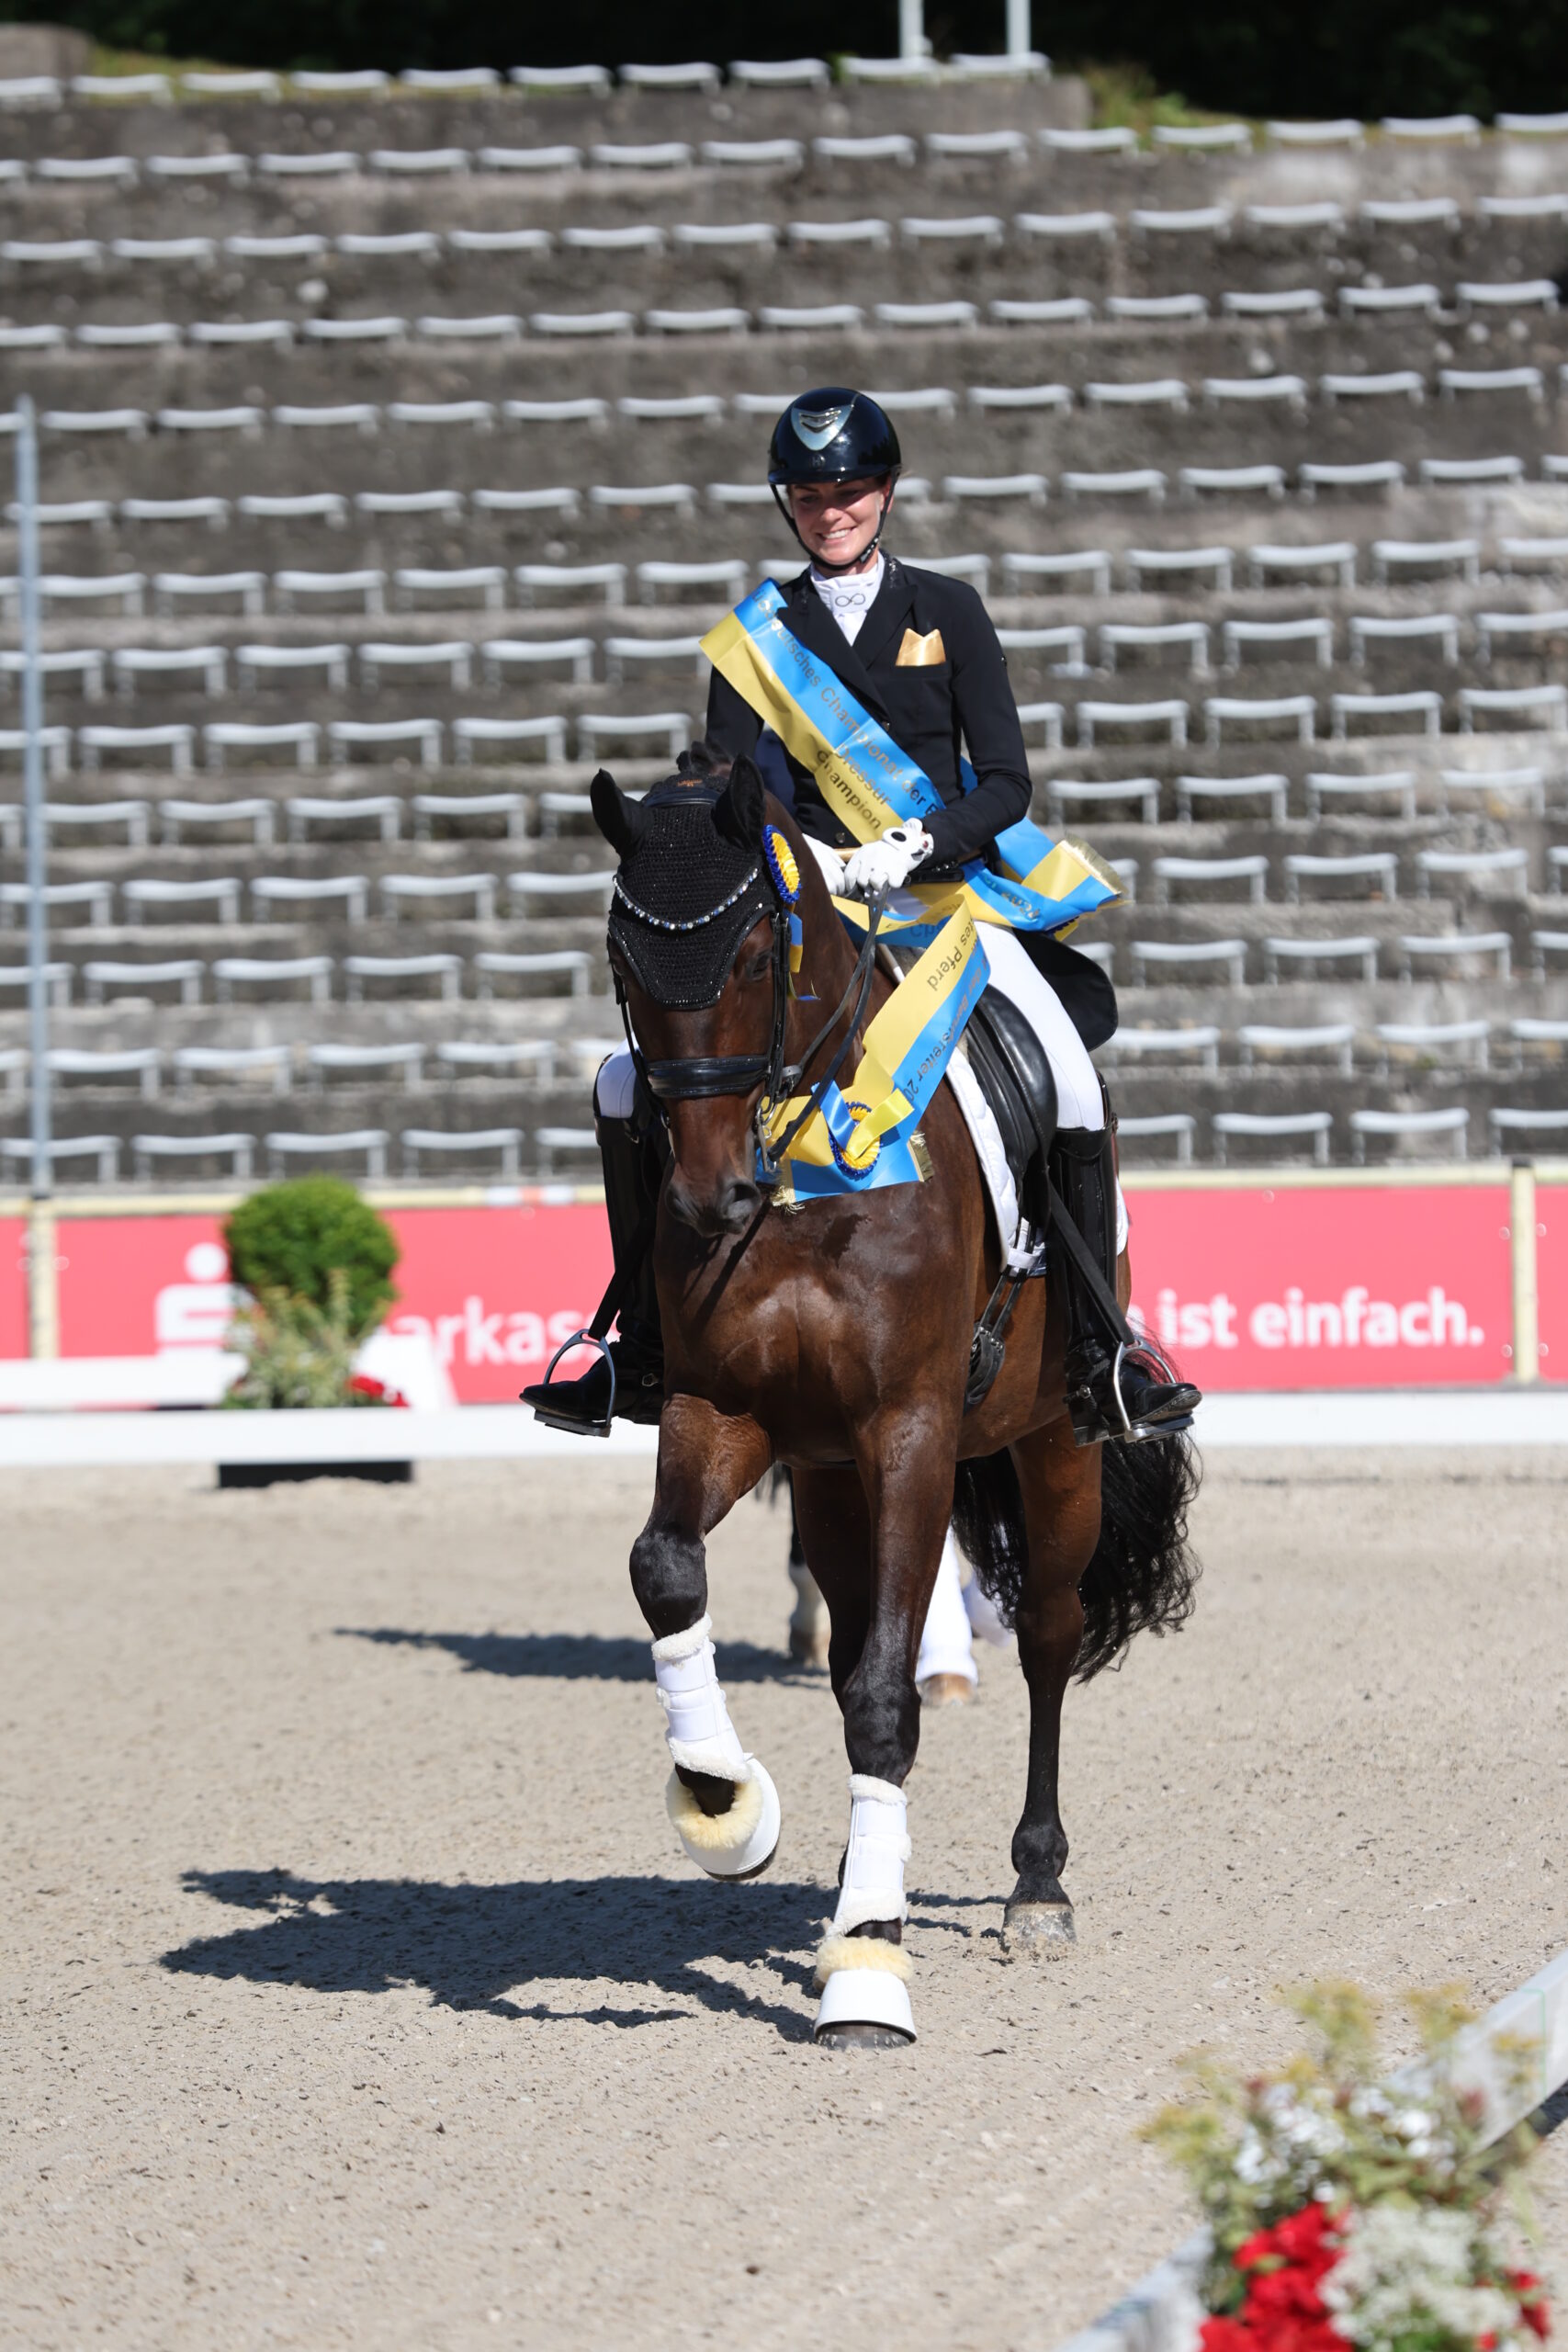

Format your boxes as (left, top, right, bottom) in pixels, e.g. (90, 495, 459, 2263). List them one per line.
(1, 1449, 1564, 2352)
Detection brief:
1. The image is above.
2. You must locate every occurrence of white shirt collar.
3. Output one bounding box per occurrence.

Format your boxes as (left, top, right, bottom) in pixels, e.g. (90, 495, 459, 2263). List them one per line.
(809, 552, 885, 644)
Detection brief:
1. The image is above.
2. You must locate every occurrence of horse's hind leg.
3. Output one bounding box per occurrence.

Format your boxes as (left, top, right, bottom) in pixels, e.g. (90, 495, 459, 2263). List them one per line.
(1003, 1420, 1100, 1956)
(630, 1396, 777, 1881)
(783, 1474, 832, 1670)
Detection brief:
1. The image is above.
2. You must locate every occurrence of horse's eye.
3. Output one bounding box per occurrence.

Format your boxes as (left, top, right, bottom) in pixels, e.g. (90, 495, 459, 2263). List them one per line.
(744, 951, 773, 982)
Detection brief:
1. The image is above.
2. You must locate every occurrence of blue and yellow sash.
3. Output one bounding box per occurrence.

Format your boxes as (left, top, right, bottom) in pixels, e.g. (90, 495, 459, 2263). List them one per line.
(699, 583, 1122, 1191)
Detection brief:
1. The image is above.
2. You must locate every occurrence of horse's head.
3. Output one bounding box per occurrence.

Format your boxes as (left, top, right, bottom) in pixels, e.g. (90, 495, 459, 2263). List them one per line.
(594, 745, 787, 1239)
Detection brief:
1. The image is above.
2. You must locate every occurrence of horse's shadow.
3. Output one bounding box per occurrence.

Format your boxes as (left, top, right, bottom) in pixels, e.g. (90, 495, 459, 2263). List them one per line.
(336, 1627, 821, 1686)
(161, 1867, 826, 2036)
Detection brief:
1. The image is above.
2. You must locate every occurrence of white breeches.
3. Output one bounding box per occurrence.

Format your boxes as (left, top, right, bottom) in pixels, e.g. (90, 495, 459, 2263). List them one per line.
(595, 1044, 637, 1122)
(978, 926, 1104, 1131)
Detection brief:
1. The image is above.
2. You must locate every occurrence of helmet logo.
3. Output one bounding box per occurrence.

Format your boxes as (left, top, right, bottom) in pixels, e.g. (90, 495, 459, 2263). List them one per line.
(791, 400, 853, 450)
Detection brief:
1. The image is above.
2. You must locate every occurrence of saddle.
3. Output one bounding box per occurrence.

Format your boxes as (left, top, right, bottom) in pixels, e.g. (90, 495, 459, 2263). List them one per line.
(960, 986, 1059, 1230)
(955, 989, 1060, 1413)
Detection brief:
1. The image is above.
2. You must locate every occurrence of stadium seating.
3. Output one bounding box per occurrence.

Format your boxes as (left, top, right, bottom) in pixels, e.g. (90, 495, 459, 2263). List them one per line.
(0, 68, 1564, 1177)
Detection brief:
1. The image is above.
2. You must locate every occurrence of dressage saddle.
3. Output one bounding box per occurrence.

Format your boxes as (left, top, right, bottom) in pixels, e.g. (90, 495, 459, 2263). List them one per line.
(960, 987, 1059, 1229)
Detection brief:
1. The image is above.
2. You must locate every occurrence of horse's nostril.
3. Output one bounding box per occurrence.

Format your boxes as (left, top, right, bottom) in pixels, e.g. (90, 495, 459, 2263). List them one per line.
(721, 1181, 762, 1229)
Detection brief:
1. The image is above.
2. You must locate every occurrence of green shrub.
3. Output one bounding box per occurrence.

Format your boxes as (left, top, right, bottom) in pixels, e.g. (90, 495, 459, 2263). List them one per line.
(222, 1177, 398, 1340)
(222, 1270, 389, 1410)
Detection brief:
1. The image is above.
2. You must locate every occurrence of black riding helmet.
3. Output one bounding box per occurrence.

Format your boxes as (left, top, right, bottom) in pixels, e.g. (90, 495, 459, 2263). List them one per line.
(768, 387, 903, 572)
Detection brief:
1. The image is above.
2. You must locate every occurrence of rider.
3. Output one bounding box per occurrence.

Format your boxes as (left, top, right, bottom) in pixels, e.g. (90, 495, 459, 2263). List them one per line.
(526, 387, 1200, 1444)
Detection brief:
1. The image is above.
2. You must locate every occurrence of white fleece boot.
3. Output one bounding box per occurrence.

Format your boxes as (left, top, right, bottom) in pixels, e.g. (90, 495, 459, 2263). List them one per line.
(814, 1773, 916, 2045)
(652, 1615, 781, 1880)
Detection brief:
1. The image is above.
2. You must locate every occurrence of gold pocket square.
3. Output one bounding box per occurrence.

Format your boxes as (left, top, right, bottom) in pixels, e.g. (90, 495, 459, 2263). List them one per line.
(896, 626, 947, 668)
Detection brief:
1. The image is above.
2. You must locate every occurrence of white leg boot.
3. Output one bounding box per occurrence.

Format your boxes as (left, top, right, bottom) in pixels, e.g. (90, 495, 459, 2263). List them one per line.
(814, 1774, 916, 2045)
(652, 1614, 781, 1879)
(916, 1527, 979, 1705)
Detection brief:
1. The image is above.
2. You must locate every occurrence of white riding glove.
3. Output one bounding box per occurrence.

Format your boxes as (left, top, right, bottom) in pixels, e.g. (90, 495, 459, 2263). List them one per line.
(840, 820, 934, 899)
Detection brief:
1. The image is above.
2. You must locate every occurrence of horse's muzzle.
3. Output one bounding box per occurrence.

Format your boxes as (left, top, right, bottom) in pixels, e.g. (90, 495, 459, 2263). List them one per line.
(667, 1170, 763, 1238)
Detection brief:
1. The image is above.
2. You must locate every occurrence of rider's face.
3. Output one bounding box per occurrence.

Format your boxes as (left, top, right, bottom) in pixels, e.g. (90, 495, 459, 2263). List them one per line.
(788, 476, 889, 570)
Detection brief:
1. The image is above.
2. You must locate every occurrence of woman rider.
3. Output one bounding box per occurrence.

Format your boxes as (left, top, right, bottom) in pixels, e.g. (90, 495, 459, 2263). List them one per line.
(527, 387, 1200, 1444)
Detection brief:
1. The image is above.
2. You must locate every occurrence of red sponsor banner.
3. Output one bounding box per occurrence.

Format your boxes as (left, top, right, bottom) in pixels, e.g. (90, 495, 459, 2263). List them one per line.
(0, 1216, 28, 1359)
(50, 1202, 613, 1404)
(8, 1177, 1542, 1399)
(1125, 1182, 1513, 1390)
(1537, 1177, 1566, 1385)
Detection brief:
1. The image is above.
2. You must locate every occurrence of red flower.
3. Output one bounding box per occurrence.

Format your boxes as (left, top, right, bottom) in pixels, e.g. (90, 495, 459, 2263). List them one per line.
(1508, 2273, 1551, 2342)
(346, 1374, 408, 1408)
(1212, 2206, 1347, 2352)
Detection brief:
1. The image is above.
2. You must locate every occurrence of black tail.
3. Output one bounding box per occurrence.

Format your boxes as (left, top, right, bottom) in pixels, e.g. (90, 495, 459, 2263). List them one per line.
(952, 1449, 1030, 1630)
(952, 1433, 1201, 1681)
(1076, 1430, 1201, 1679)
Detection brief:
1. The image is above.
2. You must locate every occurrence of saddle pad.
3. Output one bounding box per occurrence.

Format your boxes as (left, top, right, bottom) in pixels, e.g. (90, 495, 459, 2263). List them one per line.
(948, 1044, 1021, 1256)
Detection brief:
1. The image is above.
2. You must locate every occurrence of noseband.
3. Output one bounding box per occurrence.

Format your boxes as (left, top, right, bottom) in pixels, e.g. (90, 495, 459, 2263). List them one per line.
(613, 875, 883, 1186)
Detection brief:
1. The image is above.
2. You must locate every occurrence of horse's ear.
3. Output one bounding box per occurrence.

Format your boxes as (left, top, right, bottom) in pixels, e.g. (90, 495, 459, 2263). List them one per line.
(590, 768, 647, 859)
(713, 754, 767, 851)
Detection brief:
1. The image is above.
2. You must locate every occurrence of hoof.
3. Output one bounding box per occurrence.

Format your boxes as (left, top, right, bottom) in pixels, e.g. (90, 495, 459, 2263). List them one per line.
(817, 2020, 913, 2051)
(787, 1624, 831, 1670)
(1002, 1900, 1076, 1957)
(813, 1964, 916, 2047)
(665, 1759, 781, 1881)
(918, 1672, 977, 1709)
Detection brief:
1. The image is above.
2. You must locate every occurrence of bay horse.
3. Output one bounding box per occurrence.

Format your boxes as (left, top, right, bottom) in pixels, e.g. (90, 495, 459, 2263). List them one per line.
(590, 749, 1197, 2047)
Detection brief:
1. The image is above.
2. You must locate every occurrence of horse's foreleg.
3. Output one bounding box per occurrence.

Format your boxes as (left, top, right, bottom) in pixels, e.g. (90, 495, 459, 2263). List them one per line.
(630, 1396, 778, 1881)
(808, 1415, 956, 2049)
(1003, 1419, 1100, 1956)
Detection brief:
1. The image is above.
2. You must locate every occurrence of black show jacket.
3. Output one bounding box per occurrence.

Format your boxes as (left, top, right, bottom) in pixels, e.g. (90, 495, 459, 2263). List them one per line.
(705, 556, 1118, 1050)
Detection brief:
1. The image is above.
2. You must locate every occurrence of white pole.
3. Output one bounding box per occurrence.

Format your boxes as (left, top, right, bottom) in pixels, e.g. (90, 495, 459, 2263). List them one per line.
(899, 0, 928, 60)
(16, 394, 57, 1357)
(1006, 0, 1032, 58)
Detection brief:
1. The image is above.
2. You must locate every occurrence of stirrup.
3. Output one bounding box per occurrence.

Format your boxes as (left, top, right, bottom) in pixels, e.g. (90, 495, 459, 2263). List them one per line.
(1109, 1341, 1198, 1446)
(525, 1329, 615, 1439)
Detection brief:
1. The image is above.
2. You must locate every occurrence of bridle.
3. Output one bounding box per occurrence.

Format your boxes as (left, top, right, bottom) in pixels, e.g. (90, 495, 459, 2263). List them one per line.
(612, 872, 884, 1187)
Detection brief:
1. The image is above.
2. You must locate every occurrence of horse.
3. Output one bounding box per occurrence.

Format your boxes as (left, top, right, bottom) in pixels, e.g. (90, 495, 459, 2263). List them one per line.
(589, 747, 1198, 2047)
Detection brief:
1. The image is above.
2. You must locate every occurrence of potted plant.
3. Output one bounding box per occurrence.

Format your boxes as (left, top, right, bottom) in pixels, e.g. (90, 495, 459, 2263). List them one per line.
(218, 1178, 411, 1487)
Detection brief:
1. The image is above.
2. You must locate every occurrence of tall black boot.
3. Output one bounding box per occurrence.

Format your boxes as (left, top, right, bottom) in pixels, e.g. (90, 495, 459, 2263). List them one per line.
(521, 1098, 665, 1434)
(1050, 1125, 1201, 1447)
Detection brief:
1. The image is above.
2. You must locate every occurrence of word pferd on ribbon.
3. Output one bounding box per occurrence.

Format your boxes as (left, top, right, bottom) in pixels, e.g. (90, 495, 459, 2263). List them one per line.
(701, 584, 1124, 1196)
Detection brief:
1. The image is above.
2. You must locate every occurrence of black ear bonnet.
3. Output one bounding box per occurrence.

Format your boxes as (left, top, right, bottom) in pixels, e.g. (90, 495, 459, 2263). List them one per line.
(602, 752, 780, 1012)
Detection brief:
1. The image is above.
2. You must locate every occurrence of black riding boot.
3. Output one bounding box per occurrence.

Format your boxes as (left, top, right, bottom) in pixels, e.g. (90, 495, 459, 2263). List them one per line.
(1051, 1125, 1201, 1447)
(521, 1100, 665, 1434)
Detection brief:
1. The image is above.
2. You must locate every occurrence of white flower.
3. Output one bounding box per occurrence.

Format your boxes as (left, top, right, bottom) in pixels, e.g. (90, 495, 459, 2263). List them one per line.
(1324, 2204, 1519, 2348)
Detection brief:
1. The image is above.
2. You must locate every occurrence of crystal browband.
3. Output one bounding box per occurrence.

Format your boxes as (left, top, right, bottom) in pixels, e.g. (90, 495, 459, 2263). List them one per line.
(613, 866, 761, 933)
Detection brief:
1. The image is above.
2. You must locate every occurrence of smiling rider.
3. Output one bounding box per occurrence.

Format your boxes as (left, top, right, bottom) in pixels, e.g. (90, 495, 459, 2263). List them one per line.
(526, 388, 1200, 1446)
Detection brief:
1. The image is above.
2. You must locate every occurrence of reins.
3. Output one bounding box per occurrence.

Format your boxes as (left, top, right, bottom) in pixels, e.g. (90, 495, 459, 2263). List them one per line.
(756, 898, 882, 1182)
